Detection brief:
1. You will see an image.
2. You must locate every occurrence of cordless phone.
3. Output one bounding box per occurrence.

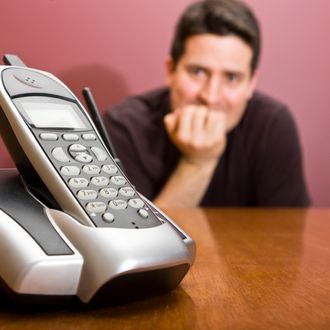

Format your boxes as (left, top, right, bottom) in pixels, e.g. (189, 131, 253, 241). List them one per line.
(0, 66, 163, 229)
(0, 56, 195, 305)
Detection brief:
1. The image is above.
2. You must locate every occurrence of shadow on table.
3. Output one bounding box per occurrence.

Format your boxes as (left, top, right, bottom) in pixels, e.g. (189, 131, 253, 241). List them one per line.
(0, 286, 196, 328)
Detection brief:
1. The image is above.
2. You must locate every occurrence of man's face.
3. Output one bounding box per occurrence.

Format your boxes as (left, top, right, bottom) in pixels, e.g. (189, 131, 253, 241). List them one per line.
(166, 34, 258, 131)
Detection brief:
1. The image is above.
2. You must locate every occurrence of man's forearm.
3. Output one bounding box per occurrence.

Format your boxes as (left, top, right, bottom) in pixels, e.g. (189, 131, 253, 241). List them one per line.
(153, 158, 218, 208)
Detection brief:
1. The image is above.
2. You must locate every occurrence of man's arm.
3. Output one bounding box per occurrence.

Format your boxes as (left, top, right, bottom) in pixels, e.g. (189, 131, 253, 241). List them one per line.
(154, 105, 227, 208)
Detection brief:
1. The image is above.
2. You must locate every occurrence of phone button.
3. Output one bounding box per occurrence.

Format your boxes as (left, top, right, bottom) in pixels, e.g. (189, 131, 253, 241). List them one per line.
(63, 134, 79, 141)
(69, 144, 87, 152)
(102, 164, 118, 175)
(110, 176, 126, 186)
(77, 189, 98, 200)
(128, 198, 144, 209)
(68, 177, 89, 188)
(52, 147, 70, 162)
(60, 166, 80, 176)
(109, 199, 127, 210)
(82, 133, 97, 141)
(138, 209, 149, 219)
(83, 165, 101, 175)
(99, 187, 118, 198)
(91, 147, 107, 161)
(40, 133, 58, 141)
(86, 202, 107, 213)
(75, 153, 93, 163)
(102, 212, 115, 223)
(119, 187, 135, 197)
(91, 176, 109, 186)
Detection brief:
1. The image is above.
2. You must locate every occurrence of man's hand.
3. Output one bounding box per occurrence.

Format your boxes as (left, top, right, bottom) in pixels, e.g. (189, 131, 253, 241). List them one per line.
(163, 105, 227, 165)
(153, 105, 227, 209)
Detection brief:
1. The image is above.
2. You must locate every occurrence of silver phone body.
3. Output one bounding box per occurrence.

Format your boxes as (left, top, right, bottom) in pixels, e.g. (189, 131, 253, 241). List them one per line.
(0, 66, 195, 304)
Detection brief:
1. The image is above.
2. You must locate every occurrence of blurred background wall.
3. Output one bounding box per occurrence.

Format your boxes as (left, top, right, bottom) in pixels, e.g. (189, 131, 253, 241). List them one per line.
(0, 0, 329, 206)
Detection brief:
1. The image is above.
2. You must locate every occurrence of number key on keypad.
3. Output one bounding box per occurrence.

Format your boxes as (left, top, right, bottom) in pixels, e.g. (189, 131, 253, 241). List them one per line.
(128, 198, 144, 209)
(61, 166, 80, 176)
(77, 189, 98, 200)
(99, 187, 118, 198)
(83, 165, 100, 175)
(69, 177, 89, 188)
(91, 176, 109, 186)
(102, 164, 118, 175)
(109, 199, 127, 210)
(119, 186, 135, 197)
(110, 176, 126, 186)
(86, 202, 107, 213)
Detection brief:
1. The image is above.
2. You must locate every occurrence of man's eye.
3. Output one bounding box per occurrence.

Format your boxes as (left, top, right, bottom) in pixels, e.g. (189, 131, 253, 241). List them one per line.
(227, 73, 237, 82)
(188, 67, 207, 78)
(226, 73, 241, 84)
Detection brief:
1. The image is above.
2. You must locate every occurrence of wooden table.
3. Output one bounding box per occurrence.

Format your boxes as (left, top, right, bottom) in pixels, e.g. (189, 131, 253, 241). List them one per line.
(1, 208, 330, 329)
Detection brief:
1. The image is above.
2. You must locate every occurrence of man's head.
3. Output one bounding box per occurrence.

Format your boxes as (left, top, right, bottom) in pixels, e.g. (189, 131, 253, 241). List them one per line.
(166, 0, 261, 131)
(170, 0, 260, 74)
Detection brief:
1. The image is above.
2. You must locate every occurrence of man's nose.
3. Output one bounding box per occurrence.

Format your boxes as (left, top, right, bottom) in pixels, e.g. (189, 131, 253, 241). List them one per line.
(199, 77, 223, 109)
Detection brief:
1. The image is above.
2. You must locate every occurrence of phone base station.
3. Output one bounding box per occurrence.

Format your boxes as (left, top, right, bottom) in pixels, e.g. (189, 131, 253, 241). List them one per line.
(0, 169, 195, 305)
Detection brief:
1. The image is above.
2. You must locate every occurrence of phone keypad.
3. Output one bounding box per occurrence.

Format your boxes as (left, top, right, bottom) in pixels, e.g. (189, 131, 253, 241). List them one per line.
(40, 131, 157, 229)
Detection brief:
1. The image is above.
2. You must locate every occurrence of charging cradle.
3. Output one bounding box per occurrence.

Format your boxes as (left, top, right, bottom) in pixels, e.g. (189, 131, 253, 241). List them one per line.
(0, 169, 195, 305)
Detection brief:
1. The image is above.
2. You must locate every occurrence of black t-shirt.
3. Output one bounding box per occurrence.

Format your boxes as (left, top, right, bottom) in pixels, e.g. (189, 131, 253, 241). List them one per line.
(104, 88, 310, 207)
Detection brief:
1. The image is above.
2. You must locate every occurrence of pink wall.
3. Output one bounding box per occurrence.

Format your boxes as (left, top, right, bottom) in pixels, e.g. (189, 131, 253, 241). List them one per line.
(0, 0, 329, 206)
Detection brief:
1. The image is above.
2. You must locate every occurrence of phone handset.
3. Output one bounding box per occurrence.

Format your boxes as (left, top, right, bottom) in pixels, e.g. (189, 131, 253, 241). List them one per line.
(0, 65, 162, 229)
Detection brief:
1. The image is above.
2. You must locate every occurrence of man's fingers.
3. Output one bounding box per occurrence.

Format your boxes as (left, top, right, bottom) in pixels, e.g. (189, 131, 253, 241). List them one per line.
(205, 110, 227, 145)
(191, 106, 208, 147)
(165, 105, 227, 161)
(175, 107, 194, 143)
(164, 112, 178, 134)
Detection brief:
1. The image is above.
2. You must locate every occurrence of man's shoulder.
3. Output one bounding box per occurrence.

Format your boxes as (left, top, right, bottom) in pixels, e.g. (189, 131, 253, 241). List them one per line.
(241, 91, 292, 130)
(248, 91, 289, 116)
(106, 87, 170, 123)
(233, 91, 296, 152)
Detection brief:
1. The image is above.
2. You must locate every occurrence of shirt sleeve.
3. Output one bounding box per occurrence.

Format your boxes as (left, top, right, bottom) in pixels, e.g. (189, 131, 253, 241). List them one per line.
(252, 107, 311, 206)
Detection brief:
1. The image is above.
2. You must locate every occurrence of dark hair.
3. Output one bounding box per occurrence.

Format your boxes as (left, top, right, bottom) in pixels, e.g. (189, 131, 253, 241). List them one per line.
(170, 0, 261, 73)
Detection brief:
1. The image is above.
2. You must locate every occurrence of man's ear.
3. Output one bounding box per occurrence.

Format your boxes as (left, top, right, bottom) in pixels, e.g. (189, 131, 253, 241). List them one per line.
(165, 56, 175, 85)
(248, 70, 259, 99)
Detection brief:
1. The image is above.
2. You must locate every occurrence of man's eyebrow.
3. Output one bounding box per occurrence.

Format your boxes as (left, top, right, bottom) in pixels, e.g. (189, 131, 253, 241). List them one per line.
(185, 63, 211, 72)
(223, 69, 245, 77)
(186, 63, 207, 68)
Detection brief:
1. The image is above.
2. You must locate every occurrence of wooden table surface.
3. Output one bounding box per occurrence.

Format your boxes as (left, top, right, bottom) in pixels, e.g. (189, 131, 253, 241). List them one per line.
(1, 208, 330, 329)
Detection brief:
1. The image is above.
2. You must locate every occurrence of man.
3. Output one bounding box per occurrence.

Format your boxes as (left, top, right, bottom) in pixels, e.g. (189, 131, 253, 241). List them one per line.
(104, 0, 310, 207)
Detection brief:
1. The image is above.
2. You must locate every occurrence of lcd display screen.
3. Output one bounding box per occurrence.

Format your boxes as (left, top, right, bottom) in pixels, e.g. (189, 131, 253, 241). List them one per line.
(21, 102, 86, 129)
